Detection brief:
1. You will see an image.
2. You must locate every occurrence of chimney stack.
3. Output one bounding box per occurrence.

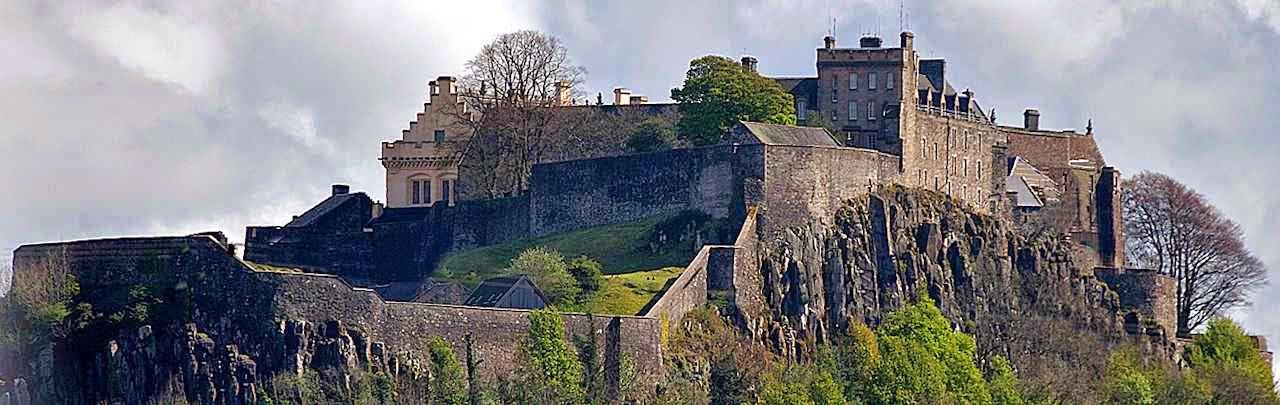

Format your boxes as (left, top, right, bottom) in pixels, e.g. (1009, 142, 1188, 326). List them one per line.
(332, 184, 350, 196)
(556, 81, 573, 106)
(613, 88, 632, 105)
(1024, 108, 1041, 131)
(859, 35, 883, 48)
(900, 31, 915, 50)
(823, 35, 837, 49)
(740, 55, 758, 72)
(435, 76, 454, 95)
(629, 95, 649, 104)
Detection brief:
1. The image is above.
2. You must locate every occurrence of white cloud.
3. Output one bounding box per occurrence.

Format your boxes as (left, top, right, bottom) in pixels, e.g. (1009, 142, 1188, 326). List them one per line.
(61, 2, 227, 94)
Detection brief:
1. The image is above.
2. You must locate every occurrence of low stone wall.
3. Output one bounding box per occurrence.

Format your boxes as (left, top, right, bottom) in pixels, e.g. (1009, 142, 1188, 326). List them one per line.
(1095, 267, 1177, 337)
(644, 247, 711, 326)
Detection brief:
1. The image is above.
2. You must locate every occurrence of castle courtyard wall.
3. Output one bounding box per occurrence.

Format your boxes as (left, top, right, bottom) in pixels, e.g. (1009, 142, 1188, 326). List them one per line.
(758, 144, 900, 235)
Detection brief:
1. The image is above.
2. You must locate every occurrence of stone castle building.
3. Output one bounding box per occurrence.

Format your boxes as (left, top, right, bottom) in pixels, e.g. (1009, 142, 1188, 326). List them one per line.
(379, 76, 471, 208)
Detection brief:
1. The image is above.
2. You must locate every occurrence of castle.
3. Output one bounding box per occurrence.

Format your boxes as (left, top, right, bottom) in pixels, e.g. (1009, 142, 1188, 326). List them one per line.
(12, 31, 1253, 403)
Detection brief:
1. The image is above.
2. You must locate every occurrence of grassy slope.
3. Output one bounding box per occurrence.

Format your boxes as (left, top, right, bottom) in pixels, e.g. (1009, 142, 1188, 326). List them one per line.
(436, 215, 694, 287)
(586, 266, 684, 315)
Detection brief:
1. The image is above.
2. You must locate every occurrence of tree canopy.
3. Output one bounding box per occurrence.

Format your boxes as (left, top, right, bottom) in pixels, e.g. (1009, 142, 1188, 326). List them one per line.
(1122, 171, 1267, 335)
(670, 55, 796, 145)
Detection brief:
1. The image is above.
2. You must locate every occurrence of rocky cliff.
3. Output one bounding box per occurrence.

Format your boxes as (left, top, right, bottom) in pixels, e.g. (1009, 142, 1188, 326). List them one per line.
(750, 186, 1173, 369)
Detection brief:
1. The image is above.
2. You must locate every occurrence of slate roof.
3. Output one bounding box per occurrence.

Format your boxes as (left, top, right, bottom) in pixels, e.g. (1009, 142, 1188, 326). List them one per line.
(1007, 156, 1061, 202)
(464, 274, 549, 308)
(1005, 174, 1044, 208)
(286, 193, 361, 227)
(737, 121, 839, 146)
(773, 77, 818, 107)
(374, 279, 468, 304)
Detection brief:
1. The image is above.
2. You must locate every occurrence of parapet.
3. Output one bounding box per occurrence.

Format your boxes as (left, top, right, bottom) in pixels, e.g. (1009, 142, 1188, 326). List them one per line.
(1095, 267, 1177, 337)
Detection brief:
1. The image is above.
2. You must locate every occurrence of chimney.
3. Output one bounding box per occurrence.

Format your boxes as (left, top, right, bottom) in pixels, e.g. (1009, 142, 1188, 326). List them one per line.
(332, 184, 350, 196)
(823, 35, 837, 49)
(1024, 108, 1041, 131)
(435, 76, 455, 95)
(900, 31, 914, 50)
(740, 55, 759, 72)
(556, 81, 573, 106)
(859, 35, 883, 48)
(428, 80, 438, 96)
(613, 88, 632, 105)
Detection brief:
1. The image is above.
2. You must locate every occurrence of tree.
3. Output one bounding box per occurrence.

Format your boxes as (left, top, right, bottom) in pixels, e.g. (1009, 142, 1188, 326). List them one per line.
(1183, 318, 1276, 403)
(507, 247, 580, 306)
(427, 337, 467, 405)
(457, 30, 592, 199)
(1122, 171, 1267, 336)
(625, 119, 677, 153)
(10, 247, 78, 341)
(512, 309, 584, 404)
(670, 55, 796, 145)
(566, 256, 603, 299)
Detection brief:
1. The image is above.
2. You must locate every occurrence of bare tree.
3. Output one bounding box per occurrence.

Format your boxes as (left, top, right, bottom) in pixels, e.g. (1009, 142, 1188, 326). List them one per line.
(1122, 171, 1266, 336)
(455, 30, 590, 199)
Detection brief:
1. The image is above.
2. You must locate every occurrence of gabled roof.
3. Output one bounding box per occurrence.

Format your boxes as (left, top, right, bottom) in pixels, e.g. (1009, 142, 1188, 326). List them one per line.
(735, 121, 839, 147)
(1005, 174, 1044, 208)
(1007, 156, 1060, 202)
(286, 193, 365, 227)
(464, 274, 549, 308)
(772, 77, 818, 107)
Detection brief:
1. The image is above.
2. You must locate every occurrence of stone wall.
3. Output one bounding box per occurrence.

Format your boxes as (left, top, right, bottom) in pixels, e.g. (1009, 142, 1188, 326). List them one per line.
(8, 234, 662, 403)
(1095, 268, 1177, 338)
(758, 145, 899, 237)
(903, 113, 998, 211)
(528, 145, 748, 236)
(244, 193, 374, 279)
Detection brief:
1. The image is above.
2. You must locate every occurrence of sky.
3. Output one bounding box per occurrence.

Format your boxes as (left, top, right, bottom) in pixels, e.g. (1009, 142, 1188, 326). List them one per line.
(2, 0, 1279, 367)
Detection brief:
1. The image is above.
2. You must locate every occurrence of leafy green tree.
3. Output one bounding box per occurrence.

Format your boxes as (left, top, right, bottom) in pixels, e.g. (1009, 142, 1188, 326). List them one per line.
(987, 356, 1024, 405)
(567, 256, 603, 300)
(10, 248, 78, 340)
(758, 363, 847, 405)
(873, 296, 992, 404)
(515, 309, 585, 404)
(1183, 318, 1277, 404)
(427, 337, 467, 405)
(508, 247, 580, 306)
(671, 55, 796, 145)
(626, 119, 678, 153)
(1100, 351, 1157, 405)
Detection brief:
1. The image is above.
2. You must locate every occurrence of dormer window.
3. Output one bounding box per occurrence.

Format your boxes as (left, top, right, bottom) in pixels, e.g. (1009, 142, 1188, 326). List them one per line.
(434, 130, 446, 143)
(869, 72, 878, 90)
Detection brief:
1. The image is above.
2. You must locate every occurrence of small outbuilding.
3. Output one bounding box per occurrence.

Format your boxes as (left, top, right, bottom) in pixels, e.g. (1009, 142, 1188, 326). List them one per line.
(464, 274, 549, 309)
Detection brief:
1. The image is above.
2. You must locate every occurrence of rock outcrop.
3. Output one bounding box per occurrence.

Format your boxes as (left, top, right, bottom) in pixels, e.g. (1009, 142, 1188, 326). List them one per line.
(751, 187, 1173, 361)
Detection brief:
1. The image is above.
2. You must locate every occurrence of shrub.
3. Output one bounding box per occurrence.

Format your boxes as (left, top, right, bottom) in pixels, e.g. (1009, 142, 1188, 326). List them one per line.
(427, 337, 467, 405)
(512, 309, 584, 404)
(508, 247, 579, 306)
(626, 119, 677, 153)
(10, 248, 78, 339)
(567, 256, 603, 298)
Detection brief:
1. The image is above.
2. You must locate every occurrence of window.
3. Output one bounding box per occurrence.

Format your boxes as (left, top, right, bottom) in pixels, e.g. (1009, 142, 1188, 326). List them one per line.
(977, 160, 982, 179)
(963, 158, 969, 176)
(850, 73, 858, 90)
(887, 74, 894, 89)
(848, 102, 857, 120)
(832, 77, 839, 103)
(869, 72, 878, 89)
(798, 100, 808, 120)
(867, 102, 876, 120)
(434, 130, 446, 143)
(921, 136, 928, 158)
(411, 180, 421, 205)
(442, 180, 453, 203)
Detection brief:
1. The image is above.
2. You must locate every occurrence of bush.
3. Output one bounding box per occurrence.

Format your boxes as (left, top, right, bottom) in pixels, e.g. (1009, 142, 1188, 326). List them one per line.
(427, 337, 467, 405)
(10, 248, 78, 339)
(626, 119, 677, 153)
(511, 309, 584, 404)
(567, 256, 603, 298)
(758, 363, 846, 405)
(508, 247, 579, 306)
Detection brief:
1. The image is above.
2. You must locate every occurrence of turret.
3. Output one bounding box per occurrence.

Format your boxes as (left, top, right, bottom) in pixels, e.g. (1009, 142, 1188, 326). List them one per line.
(823, 35, 837, 49)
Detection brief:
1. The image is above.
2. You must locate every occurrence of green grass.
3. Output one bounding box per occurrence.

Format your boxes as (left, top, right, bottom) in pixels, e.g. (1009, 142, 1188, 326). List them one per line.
(586, 266, 685, 315)
(436, 215, 695, 288)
